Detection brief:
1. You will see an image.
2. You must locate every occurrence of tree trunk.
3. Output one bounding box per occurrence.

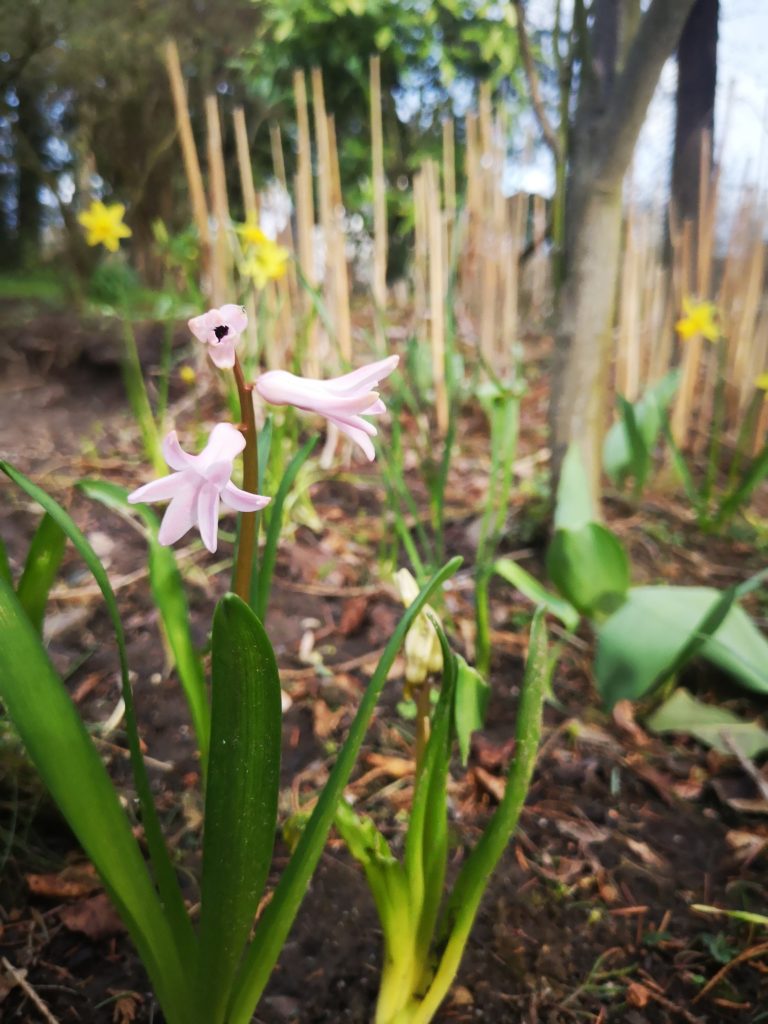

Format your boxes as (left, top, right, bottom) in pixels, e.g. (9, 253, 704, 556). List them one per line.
(672, 0, 718, 223)
(548, 0, 697, 510)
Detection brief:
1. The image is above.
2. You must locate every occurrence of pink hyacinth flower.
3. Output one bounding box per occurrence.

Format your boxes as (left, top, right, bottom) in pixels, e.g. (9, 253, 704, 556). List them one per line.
(253, 355, 399, 461)
(127, 423, 270, 553)
(188, 304, 248, 369)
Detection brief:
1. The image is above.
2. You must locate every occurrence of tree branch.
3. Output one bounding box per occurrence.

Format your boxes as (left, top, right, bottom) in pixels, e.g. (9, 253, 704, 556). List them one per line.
(596, 0, 696, 186)
(513, 0, 562, 161)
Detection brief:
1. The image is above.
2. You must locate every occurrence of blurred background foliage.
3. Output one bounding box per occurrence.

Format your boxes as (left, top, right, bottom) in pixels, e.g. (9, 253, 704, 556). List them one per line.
(1, 0, 524, 281)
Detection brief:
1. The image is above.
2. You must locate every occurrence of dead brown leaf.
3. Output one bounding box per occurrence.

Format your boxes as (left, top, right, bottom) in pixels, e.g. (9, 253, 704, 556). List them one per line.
(338, 596, 368, 636)
(612, 700, 649, 745)
(27, 864, 100, 900)
(112, 992, 142, 1023)
(627, 981, 651, 1008)
(624, 837, 666, 869)
(59, 893, 125, 941)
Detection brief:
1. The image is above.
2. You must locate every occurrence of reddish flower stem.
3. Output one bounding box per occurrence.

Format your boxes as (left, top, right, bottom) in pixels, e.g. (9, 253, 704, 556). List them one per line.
(232, 356, 259, 602)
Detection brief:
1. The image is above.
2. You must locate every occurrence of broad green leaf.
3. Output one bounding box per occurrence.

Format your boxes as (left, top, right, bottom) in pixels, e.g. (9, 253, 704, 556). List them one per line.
(493, 558, 580, 631)
(546, 523, 630, 618)
(78, 480, 210, 770)
(420, 609, 549, 1024)
(595, 585, 768, 707)
(16, 513, 66, 632)
(454, 655, 489, 766)
(554, 444, 593, 531)
(198, 595, 281, 1024)
(226, 556, 463, 1024)
(646, 688, 768, 758)
(0, 577, 193, 1024)
(254, 434, 318, 618)
(603, 370, 680, 485)
(616, 394, 651, 494)
(0, 462, 194, 963)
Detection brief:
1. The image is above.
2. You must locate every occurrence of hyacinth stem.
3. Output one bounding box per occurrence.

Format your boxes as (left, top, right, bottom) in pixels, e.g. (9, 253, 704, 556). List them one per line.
(233, 357, 259, 603)
(414, 680, 431, 772)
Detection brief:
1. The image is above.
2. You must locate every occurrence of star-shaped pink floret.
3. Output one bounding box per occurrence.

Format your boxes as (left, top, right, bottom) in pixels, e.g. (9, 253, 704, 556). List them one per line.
(188, 304, 248, 369)
(253, 355, 399, 460)
(127, 423, 270, 552)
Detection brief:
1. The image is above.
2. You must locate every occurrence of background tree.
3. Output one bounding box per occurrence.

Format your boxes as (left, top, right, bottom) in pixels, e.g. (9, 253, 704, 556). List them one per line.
(671, 0, 719, 225)
(515, 0, 697, 507)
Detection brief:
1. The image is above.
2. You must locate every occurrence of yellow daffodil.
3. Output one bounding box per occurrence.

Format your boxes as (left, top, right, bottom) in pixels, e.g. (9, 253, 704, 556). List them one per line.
(675, 297, 720, 343)
(236, 218, 270, 248)
(756, 372, 768, 392)
(239, 238, 289, 289)
(77, 200, 132, 252)
(179, 365, 196, 385)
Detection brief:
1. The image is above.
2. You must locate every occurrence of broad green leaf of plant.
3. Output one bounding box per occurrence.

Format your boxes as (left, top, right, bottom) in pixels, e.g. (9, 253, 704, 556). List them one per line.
(0, 576, 193, 1024)
(493, 558, 580, 631)
(603, 369, 680, 485)
(554, 443, 594, 531)
(16, 512, 66, 632)
(197, 595, 281, 1024)
(646, 688, 768, 758)
(595, 585, 768, 707)
(454, 655, 489, 766)
(546, 523, 630, 619)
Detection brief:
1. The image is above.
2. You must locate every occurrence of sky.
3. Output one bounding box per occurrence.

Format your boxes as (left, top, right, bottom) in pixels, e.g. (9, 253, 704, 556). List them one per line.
(508, 0, 768, 212)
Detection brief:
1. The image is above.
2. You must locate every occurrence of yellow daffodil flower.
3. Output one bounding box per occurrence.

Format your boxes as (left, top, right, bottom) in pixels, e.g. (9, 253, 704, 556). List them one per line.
(179, 365, 196, 385)
(236, 219, 270, 248)
(239, 238, 289, 289)
(77, 200, 132, 252)
(755, 372, 768, 392)
(675, 297, 720, 343)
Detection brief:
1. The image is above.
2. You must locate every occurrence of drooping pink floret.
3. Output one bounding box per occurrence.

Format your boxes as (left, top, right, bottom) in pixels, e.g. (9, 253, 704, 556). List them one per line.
(253, 355, 399, 460)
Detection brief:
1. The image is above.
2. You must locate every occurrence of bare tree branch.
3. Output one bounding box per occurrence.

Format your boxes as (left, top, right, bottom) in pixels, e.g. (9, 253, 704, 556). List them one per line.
(513, 0, 562, 161)
(596, 0, 696, 186)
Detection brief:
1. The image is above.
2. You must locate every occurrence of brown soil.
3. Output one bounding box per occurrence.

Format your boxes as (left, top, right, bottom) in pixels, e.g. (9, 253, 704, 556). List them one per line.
(1, 306, 767, 1023)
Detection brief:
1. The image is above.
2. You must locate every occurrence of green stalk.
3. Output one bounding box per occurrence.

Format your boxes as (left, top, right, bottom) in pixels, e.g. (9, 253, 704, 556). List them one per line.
(410, 610, 549, 1024)
(121, 319, 164, 474)
(232, 356, 259, 603)
(702, 337, 727, 516)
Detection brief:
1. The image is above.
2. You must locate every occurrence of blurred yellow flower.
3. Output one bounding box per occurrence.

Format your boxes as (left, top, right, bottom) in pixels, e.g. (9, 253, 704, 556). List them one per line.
(77, 200, 132, 252)
(236, 219, 269, 248)
(756, 372, 768, 392)
(179, 365, 196, 385)
(675, 297, 720, 343)
(239, 239, 289, 289)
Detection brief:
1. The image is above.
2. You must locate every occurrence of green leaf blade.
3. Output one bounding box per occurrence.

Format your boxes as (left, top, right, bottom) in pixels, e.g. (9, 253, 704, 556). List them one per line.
(198, 594, 282, 1024)
(16, 513, 67, 632)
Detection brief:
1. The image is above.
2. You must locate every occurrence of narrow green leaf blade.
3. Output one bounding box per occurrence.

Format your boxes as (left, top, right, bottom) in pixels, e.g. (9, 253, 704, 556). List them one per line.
(554, 444, 593, 531)
(254, 434, 318, 618)
(226, 556, 463, 1024)
(78, 480, 210, 770)
(0, 577, 192, 1024)
(0, 461, 194, 963)
(198, 594, 281, 1024)
(493, 558, 580, 631)
(16, 513, 67, 632)
(418, 609, 549, 1023)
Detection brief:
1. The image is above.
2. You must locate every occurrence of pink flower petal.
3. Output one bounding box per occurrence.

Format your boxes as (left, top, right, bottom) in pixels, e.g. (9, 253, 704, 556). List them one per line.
(162, 431, 197, 471)
(330, 418, 376, 461)
(196, 482, 221, 553)
(219, 304, 248, 335)
(158, 484, 199, 545)
(208, 335, 238, 369)
(221, 482, 272, 512)
(254, 371, 377, 416)
(324, 355, 399, 396)
(197, 423, 245, 472)
(128, 472, 188, 505)
(187, 309, 219, 344)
